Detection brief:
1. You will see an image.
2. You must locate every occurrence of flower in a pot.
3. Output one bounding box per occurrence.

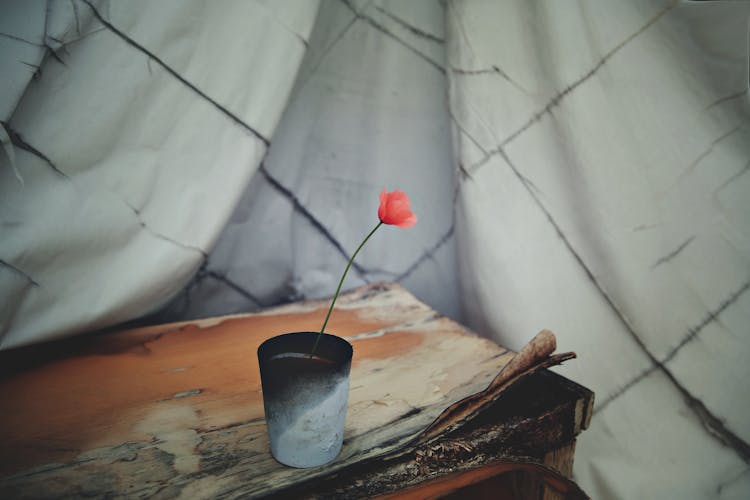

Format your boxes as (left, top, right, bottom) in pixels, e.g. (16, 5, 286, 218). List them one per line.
(257, 189, 417, 468)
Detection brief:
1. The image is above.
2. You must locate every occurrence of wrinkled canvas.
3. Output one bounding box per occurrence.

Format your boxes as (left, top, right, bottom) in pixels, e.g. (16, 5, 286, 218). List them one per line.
(1, 1, 748, 498)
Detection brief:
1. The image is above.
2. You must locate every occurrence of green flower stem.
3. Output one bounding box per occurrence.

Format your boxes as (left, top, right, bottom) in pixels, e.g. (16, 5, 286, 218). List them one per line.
(311, 221, 383, 356)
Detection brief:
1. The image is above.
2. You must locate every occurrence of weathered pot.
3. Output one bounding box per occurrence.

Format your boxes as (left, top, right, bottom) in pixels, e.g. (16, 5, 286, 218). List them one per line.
(257, 332, 353, 468)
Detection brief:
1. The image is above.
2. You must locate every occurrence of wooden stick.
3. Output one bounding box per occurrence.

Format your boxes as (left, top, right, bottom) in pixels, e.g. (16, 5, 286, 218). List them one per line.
(417, 330, 576, 443)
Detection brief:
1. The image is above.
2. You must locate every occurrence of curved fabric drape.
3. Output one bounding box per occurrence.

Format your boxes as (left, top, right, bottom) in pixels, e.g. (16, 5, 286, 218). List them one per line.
(0, 0, 319, 347)
(1, 1, 749, 498)
(447, 2, 750, 498)
(151, 0, 461, 325)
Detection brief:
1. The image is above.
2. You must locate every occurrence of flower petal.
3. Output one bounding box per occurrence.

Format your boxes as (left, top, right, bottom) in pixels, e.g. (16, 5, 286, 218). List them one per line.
(377, 188, 416, 228)
(395, 213, 417, 228)
(378, 188, 388, 222)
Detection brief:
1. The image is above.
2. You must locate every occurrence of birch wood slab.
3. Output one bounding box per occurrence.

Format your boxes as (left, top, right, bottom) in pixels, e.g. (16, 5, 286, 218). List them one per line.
(0, 283, 592, 499)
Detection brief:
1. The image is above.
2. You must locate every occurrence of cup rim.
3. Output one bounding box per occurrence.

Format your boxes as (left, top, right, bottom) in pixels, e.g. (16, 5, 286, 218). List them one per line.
(257, 331, 353, 366)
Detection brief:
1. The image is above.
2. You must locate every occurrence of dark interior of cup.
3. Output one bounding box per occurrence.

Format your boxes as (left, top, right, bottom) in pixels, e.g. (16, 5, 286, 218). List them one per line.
(258, 332, 353, 368)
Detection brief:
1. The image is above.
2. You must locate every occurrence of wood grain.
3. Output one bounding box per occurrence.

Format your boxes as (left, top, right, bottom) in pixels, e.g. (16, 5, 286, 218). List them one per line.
(0, 283, 592, 499)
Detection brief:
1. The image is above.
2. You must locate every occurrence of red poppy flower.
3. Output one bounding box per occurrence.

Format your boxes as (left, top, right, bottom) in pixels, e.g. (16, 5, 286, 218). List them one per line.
(378, 189, 417, 228)
(313, 188, 417, 350)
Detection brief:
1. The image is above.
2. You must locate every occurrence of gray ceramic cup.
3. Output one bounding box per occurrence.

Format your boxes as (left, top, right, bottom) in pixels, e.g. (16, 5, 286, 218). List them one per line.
(258, 332, 353, 468)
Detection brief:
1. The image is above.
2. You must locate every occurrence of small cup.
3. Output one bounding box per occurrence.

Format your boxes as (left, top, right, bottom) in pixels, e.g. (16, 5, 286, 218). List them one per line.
(257, 332, 353, 468)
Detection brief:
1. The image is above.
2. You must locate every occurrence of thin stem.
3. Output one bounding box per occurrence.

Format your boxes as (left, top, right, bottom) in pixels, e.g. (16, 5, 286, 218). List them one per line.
(311, 221, 383, 355)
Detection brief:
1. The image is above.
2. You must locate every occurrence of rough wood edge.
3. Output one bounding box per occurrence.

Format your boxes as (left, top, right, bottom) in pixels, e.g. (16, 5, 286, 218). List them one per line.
(0, 293, 595, 499)
(417, 330, 575, 444)
(374, 455, 589, 500)
(261, 330, 593, 499)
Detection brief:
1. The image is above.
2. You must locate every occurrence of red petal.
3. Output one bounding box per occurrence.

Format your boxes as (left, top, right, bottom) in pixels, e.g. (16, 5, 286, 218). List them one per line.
(378, 188, 388, 222)
(395, 213, 417, 228)
(377, 189, 416, 228)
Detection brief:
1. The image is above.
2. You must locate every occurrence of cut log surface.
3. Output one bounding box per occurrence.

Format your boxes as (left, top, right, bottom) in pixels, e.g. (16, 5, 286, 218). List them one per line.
(0, 283, 593, 499)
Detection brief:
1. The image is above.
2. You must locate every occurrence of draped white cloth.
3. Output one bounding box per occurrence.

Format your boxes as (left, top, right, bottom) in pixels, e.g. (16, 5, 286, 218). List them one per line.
(1, 1, 749, 498)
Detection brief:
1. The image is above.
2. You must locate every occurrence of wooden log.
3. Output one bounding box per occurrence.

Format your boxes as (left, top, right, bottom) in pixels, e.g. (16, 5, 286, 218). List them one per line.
(374, 458, 587, 500)
(268, 370, 591, 499)
(0, 283, 592, 499)
(417, 329, 575, 443)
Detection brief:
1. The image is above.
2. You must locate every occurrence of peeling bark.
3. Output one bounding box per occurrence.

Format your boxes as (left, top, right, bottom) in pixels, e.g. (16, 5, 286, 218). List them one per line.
(0, 285, 592, 498)
(274, 355, 590, 499)
(417, 330, 574, 443)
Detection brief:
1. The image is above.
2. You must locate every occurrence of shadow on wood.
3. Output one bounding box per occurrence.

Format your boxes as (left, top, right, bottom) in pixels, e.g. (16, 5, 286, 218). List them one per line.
(0, 283, 593, 499)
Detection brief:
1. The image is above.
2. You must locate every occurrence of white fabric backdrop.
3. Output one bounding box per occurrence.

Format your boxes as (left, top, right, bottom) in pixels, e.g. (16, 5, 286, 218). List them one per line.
(447, 2, 750, 498)
(1, 1, 749, 498)
(1, 0, 318, 346)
